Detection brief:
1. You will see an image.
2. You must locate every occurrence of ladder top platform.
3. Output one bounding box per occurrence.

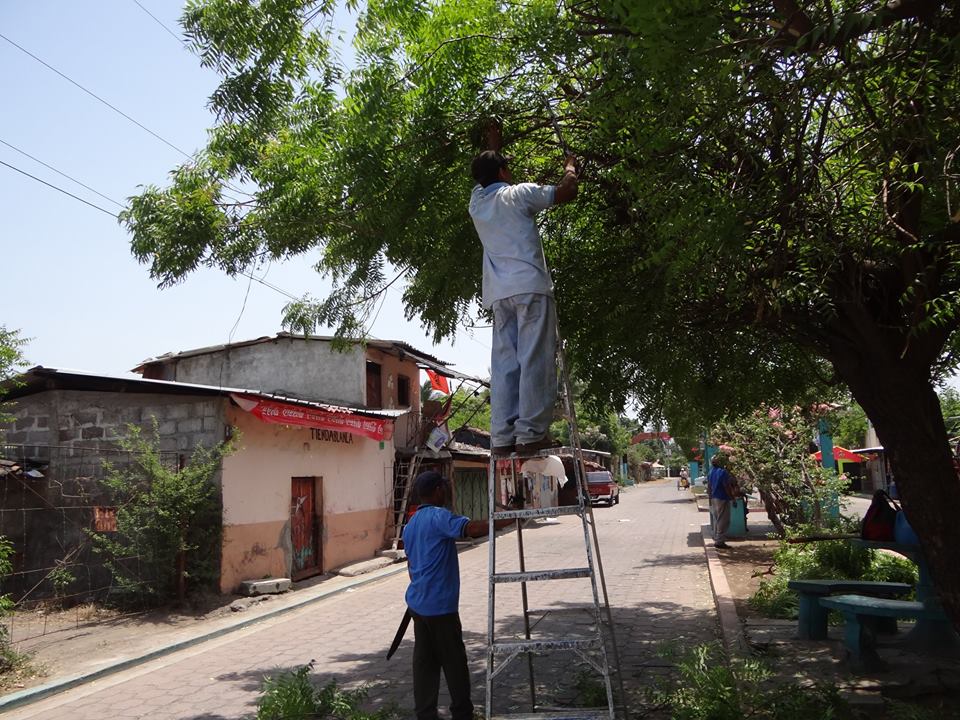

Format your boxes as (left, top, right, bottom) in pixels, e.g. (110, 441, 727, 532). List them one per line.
(492, 505, 582, 520)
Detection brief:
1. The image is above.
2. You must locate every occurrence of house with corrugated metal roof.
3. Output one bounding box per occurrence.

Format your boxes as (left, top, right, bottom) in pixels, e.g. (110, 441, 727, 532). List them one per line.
(0, 334, 486, 600)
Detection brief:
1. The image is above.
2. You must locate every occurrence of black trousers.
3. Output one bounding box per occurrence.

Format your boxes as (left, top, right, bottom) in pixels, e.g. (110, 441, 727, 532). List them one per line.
(411, 611, 474, 720)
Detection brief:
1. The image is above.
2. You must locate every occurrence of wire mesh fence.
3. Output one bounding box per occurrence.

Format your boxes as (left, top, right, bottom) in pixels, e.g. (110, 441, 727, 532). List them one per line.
(0, 443, 180, 616)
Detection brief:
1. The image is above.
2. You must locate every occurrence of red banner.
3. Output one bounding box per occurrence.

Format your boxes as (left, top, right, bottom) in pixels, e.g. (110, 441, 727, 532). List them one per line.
(231, 394, 394, 442)
(426, 369, 450, 395)
(632, 431, 671, 443)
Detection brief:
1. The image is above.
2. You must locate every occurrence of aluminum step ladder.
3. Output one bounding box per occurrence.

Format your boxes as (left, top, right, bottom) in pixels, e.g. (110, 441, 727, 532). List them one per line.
(484, 336, 627, 720)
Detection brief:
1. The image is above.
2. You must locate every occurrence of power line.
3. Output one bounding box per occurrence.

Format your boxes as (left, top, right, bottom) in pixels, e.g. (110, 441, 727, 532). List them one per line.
(0, 30, 251, 205)
(0, 158, 118, 219)
(237, 269, 301, 302)
(0, 31, 192, 160)
(0, 138, 124, 208)
(131, 0, 185, 46)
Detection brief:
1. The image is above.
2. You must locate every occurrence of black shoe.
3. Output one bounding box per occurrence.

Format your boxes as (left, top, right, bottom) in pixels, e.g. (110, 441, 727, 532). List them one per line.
(516, 435, 555, 455)
(491, 444, 515, 457)
(714, 542, 729, 549)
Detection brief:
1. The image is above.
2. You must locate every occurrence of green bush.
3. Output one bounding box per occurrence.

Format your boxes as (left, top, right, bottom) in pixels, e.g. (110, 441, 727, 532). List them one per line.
(749, 537, 918, 619)
(256, 662, 401, 720)
(0, 536, 15, 671)
(649, 643, 852, 720)
(0, 537, 34, 684)
(88, 422, 235, 606)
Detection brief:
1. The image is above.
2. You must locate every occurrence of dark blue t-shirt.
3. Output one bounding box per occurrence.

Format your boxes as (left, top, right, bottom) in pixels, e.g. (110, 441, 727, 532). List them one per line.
(708, 466, 732, 501)
(402, 505, 470, 616)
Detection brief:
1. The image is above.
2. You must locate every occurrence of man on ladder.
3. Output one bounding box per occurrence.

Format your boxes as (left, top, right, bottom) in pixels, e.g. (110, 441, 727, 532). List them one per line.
(468, 123, 623, 720)
(468, 127, 578, 457)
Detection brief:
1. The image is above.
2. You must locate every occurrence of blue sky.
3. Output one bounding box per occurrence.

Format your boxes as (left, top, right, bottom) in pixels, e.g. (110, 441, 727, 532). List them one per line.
(0, 1, 492, 381)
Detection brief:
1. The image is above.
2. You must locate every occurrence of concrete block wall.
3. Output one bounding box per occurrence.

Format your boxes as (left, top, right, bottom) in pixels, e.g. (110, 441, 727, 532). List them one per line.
(165, 337, 366, 407)
(2, 390, 228, 459)
(0, 390, 229, 602)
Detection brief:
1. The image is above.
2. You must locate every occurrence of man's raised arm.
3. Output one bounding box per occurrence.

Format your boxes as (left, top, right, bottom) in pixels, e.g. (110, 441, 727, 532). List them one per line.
(555, 154, 578, 204)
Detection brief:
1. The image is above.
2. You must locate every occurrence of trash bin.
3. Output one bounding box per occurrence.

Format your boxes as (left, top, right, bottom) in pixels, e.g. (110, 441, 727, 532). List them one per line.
(709, 498, 748, 538)
(728, 498, 748, 537)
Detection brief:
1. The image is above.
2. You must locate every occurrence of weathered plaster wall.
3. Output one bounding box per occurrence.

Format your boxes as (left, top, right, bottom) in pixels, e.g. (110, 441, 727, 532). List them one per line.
(365, 347, 421, 413)
(219, 407, 394, 591)
(170, 337, 366, 406)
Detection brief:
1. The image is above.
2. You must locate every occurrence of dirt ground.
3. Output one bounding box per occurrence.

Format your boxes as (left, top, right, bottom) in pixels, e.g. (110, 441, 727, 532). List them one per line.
(0, 590, 247, 692)
(716, 538, 779, 619)
(0, 573, 348, 693)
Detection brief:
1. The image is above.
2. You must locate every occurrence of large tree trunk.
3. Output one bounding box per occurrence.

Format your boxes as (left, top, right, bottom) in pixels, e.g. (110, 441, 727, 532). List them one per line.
(829, 339, 960, 632)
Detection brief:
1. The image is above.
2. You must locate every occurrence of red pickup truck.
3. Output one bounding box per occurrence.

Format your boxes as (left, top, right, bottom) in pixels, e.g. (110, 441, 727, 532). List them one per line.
(586, 471, 620, 506)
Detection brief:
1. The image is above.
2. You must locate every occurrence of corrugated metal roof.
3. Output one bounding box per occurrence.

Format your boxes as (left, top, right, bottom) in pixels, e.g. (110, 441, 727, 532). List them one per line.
(5, 366, 405, 419)
(132, 332, 487, 386)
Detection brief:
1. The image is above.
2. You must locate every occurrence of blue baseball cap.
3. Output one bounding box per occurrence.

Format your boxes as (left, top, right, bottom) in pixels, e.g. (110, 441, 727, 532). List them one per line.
(414, 471, 448, 497)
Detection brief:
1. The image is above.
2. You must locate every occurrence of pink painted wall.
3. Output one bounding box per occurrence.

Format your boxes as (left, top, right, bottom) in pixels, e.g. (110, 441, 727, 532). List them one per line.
(218, 406, 395, 592)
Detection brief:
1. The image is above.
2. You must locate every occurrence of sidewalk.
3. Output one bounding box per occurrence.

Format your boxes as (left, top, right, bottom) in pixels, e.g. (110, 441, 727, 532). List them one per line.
(1, 480, 720, 719)
(1, 559, 411, 711)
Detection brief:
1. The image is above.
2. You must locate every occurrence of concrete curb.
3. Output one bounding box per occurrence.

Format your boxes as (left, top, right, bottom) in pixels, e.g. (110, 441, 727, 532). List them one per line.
(700, 524, 749, 657)
(0, 561, 410, 713)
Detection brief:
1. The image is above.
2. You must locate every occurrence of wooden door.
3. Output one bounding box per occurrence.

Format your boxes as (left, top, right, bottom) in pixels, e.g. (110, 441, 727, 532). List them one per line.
(291, 476, 322, 580)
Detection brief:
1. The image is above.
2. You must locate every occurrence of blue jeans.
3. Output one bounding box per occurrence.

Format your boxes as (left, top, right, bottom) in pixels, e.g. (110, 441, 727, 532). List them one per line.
(490, 293, 557, 447)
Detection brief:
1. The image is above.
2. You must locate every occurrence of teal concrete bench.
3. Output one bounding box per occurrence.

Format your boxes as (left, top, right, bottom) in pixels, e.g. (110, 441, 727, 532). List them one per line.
(819, 594, 947, 671)
(787, 580, 911, 640)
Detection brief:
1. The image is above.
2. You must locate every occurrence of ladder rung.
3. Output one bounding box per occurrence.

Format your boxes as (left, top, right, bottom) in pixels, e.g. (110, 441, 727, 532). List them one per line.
(529, 605, 599, 615)
(493, 568, 591, 583)
(490, 712, 611, 720)
(492, 505, 582, 520)
(492, 638, 602, 655)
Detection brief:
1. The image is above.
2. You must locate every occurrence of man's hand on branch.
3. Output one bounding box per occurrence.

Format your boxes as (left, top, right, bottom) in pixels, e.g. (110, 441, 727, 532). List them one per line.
(555, 154, 579, 205)
(485, 118, 503, 152)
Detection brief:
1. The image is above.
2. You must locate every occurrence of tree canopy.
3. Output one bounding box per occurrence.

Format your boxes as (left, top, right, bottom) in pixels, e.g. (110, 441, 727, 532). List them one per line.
(123, 0, 960, 625)
(122, 1, 957, 427)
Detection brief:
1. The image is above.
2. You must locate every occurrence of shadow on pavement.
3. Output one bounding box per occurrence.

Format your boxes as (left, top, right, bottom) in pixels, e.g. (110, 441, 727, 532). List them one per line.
(299, 599, 721, 718)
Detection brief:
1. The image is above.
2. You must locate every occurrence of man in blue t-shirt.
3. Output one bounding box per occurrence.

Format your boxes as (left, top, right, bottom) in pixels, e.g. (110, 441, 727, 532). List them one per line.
(708, 455, 737, 549)
(468, 147, 579, 456)
(402, 471, 515, 720)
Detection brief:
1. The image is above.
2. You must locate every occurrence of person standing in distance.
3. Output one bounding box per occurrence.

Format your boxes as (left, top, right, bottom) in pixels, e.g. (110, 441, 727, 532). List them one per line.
(402, 471, 516, 720)
(708, 454, 737, 549)
(468, 148, 578, 456)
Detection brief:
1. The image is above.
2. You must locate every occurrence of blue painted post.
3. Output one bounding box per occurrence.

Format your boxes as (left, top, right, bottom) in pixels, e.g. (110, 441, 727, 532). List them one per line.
(704, 444, 719, 471)
(818, 419, 840, 520)
(818, 420, 835, 472)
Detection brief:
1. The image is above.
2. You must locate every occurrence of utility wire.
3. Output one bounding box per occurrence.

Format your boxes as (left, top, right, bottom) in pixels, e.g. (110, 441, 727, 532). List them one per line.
(0, 31, 251, 205)
(237, 269, 301, 302)
(0, 138, 124, 208)
(131, 0, 185, 46)
(0, 31, 192, 160)
(0, 158, 118, 219)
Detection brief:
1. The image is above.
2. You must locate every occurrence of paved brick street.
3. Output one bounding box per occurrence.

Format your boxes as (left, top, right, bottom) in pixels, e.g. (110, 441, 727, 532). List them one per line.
(4, 481, 717, 719)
